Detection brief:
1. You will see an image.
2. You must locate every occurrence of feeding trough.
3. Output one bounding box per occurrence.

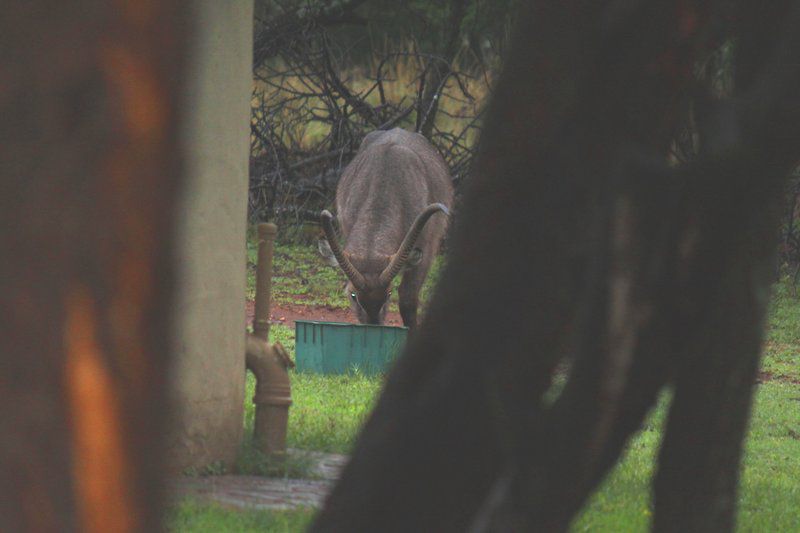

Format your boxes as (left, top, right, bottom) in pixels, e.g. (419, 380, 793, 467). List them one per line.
(294, 320, 408, 376)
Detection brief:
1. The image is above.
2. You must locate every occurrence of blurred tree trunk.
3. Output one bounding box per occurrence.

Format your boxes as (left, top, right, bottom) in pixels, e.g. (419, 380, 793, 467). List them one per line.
(312, 1, 800, 532)
(653, 2, 800, 530)
(0, 2, 185, 531)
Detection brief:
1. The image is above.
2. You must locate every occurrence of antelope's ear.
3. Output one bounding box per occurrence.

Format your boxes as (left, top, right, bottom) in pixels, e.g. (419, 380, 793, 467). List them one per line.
(317, 237, 339, 267)
(406, 248, 423, 268)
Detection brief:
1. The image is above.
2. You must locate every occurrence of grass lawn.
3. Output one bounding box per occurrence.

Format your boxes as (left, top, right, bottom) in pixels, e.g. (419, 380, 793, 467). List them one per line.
(169, 502, 315, 533)
(170, 243, 800, 532)
(246, 327, 384, 455)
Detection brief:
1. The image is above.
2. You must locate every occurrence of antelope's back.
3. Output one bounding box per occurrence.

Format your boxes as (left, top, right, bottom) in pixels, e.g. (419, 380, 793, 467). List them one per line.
(335, 128, 453, 252)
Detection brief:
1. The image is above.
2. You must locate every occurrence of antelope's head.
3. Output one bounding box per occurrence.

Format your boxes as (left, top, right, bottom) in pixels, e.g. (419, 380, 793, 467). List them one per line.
(318, 204, 448, 325)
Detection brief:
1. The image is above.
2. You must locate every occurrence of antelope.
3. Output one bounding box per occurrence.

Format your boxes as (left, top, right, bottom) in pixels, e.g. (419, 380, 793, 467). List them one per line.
(319, 128, 453, 328)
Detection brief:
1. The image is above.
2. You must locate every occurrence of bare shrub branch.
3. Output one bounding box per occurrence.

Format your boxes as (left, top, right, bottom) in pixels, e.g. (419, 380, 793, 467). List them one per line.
(249, 4, 491, 232)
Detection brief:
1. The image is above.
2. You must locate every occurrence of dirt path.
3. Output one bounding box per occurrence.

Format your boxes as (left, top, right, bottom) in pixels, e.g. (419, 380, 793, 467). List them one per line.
(246, 300, 404, 328)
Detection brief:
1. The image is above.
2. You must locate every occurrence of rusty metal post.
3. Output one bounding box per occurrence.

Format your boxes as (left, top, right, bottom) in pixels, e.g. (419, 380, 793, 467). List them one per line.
(245, 222, 293, 456)
(252, 223, 276, 342)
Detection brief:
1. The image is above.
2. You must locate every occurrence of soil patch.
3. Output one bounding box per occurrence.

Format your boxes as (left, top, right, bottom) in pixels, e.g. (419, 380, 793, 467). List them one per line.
(246, 300, 403, 329)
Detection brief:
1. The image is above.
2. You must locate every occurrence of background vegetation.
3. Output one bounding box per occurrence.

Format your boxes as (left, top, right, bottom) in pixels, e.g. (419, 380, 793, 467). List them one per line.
(248, 0, 516, 236)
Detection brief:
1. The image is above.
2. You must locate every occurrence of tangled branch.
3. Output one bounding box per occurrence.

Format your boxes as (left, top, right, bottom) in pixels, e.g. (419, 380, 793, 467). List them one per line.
(249, 3, 489, 229)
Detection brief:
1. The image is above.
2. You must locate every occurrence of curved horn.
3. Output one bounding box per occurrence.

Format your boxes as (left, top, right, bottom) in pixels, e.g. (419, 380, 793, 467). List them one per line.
(320, 210, 367, 289)
(379, 203, 450, 286)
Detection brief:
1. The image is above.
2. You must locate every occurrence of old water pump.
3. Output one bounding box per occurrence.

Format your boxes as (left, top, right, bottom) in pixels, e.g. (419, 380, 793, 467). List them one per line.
(245, 222, 294, 455)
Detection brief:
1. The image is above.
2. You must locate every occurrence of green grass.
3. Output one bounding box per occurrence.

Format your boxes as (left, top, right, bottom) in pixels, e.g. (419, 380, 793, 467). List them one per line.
(280, 371, 383, 453)
(247, 238, 347, 307)
(242, 325, 384, 456)
(169, 500, 314, 533)
(173, 245, 800, 531)
(761, 279, 800, 382)
(573, 276, 800, 531)
(571, 394, 669, 531)
(737, 382, 800, 532)
(573, 381, 800, 531)
(233, 323, 382, 479)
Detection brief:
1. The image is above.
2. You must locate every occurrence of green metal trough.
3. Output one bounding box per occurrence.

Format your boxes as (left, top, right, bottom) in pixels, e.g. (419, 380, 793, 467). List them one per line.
(294, 320, 408, 376)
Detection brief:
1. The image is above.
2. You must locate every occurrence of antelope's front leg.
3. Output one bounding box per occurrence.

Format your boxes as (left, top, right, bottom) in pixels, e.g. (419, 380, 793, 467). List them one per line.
(398, 269, 423, 329)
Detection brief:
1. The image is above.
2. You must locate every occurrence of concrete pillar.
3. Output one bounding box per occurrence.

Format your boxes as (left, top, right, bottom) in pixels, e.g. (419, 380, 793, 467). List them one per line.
(166, 0, 253, 472)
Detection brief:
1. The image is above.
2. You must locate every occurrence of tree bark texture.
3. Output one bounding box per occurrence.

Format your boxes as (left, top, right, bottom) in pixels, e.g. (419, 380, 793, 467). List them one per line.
(0, 2, 185, 531)
(312, 2, 800, 532)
